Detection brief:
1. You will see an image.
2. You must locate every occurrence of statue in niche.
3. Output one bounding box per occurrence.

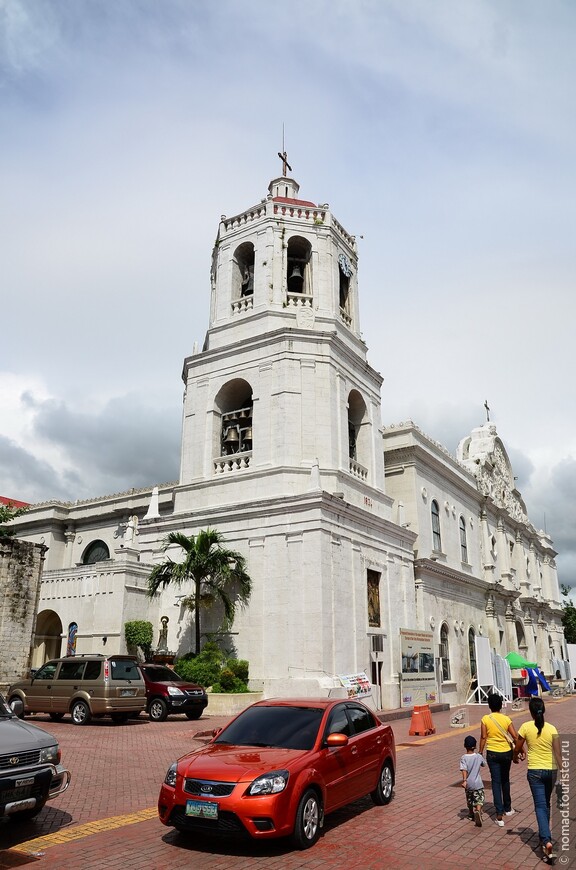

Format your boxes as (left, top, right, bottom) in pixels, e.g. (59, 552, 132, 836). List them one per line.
(157, 616, 169, 654)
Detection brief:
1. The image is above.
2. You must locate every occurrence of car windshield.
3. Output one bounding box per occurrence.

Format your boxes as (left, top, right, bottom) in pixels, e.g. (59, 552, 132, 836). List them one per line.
(214, 705, 324, 751)
(144, 666, 183, 682)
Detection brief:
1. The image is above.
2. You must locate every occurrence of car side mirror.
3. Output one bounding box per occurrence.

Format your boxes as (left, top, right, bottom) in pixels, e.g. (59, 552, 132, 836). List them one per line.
(212, 727, 223, 738)
(326, 732, 349, 748)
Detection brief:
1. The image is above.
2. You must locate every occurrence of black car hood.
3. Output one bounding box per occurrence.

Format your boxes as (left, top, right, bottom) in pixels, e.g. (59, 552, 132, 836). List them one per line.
(0, 717, 57, 752)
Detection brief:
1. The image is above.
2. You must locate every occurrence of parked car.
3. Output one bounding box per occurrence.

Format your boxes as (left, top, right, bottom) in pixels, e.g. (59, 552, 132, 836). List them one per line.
(0, 691, 71, 820)
(140, 664, 208, 722)
(158, 697, 395, 849)
(8, 655, 146, 725)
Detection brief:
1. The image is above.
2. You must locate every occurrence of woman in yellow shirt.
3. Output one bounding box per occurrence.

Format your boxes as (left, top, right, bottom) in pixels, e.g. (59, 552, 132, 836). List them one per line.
(513, 697, 562, 862)
(479, 693, 520, 826)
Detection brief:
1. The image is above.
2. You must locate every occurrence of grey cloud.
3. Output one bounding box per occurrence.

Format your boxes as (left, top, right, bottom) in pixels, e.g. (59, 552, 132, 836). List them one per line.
(523, 458, 576, 588)
(19, 391, 180, 502)
(0, 433, 77, 503)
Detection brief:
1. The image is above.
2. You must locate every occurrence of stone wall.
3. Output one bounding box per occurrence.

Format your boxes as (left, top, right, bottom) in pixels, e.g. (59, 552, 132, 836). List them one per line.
(0, 537, 45, 692)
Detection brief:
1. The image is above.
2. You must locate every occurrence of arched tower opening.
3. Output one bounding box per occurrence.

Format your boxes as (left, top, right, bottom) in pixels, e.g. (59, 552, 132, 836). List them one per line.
(286, 236, 312, 297)
(232, 241, 255, 300)
(215, 378, 254, 458)
(347, 389, 369, 480)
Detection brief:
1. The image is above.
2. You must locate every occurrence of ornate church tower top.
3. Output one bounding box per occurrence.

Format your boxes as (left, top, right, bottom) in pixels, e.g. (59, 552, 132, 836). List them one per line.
(178, 166, 387, 505)
(204, 162, 361, 354)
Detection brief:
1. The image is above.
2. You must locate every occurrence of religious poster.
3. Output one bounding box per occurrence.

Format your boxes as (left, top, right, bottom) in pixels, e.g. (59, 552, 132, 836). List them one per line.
(338, 672, 372, 699)
(400, 628, 437, 707)
(367, 569, 381, 627)
(66, 621, 78, 657)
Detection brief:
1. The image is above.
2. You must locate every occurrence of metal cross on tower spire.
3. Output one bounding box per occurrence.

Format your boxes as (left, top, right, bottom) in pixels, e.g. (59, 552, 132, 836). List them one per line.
(277, 149, 292, 176)
(277, 125, 292, 176)
(484, 399, 490, 422)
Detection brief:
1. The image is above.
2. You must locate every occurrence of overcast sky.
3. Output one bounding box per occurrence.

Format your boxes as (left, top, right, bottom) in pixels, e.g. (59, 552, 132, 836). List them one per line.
(2, 1, 575, 588)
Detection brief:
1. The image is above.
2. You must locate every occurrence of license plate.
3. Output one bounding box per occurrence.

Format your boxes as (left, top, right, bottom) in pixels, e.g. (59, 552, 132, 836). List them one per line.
(120, 689, 136, 697)
(185, 799, 218, 819)
(1, 786, 32, 802)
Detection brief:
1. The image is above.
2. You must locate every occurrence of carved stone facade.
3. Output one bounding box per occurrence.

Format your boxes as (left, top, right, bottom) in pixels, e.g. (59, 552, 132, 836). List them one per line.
(382, 421, 565, 705)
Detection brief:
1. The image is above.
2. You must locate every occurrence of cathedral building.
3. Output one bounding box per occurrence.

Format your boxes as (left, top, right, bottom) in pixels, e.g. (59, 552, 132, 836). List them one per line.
(10, 170, 565, 708)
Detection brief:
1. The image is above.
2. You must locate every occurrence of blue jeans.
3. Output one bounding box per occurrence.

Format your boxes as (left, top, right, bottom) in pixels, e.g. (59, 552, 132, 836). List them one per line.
(527, 769, 557, 845)
(486, 749, 513, 816)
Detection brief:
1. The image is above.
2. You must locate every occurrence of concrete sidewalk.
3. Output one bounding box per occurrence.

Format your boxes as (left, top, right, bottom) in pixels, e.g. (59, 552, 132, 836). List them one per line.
(1, 696, 574, 869)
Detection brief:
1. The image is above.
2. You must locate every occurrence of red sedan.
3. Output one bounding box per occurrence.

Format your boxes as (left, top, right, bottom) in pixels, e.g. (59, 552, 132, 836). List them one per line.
(158, 697, 395, 849)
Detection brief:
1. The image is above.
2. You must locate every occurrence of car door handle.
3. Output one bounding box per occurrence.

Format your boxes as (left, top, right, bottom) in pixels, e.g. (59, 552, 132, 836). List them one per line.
(351, 746, 358, 754)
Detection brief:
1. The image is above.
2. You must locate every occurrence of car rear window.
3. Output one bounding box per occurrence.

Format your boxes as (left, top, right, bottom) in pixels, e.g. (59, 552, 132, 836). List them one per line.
(214, 705, 324, 751)
(110, 659, 141, 680)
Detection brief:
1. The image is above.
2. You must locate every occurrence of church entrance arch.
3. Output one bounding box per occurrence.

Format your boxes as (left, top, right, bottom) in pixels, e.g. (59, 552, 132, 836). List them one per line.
(33, 610, 63, 668)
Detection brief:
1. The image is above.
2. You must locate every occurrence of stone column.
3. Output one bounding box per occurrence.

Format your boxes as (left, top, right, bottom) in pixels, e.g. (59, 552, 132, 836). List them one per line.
(480, 509, 496, 584)
(484, 592, 499, 653)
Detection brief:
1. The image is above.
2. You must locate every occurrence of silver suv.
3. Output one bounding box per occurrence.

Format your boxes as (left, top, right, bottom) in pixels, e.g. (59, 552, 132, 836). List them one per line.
(0, 692, 70, 820)
(8, 654, 146, 725)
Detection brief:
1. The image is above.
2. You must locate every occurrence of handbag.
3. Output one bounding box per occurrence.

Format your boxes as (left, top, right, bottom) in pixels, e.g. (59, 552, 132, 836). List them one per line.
(488, 714, 515, 747)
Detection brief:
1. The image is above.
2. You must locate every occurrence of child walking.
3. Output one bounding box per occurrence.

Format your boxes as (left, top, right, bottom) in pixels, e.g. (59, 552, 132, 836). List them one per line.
(460, 734, 486, 827)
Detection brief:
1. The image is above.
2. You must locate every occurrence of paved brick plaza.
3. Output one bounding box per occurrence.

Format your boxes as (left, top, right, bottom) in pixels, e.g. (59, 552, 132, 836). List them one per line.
(1, 697, 574, 869)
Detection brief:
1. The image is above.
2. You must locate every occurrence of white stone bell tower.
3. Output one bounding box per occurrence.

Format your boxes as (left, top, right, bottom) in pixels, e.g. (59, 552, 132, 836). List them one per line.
(177, 168, 387, 511)
(167, 164, 414, 707)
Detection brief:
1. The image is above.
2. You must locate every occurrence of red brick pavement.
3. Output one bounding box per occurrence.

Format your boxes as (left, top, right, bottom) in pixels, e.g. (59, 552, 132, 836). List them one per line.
(1, 697, 574, 869)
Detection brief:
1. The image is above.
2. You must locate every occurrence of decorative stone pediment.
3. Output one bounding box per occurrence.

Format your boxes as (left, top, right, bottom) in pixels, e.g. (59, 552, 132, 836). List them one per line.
(457, 424, 528, 523)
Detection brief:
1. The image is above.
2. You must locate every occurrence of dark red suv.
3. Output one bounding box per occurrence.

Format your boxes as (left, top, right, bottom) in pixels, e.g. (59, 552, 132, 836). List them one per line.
(140, 665, 208, 722)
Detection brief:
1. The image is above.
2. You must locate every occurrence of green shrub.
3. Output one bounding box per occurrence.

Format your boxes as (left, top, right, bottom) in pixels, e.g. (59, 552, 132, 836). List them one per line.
(124, 620, 153, 660)
(173, 643, 250, 692)
(174, 641, 225, 687)
(227, 659, 249, 683)
(218, 668, 237, 691)
(211, 677, 250, 693)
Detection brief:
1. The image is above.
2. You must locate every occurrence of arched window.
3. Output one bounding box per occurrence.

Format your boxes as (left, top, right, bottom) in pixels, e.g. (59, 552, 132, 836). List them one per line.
(347, 390, 369, 480)
(232, 242, 255, 299)
(431, 500, 442, 552)
(286, 236, 312, 297)
(440, 623, 451, 681)
(459, 516, 468, 562)
(468, 628, 476, 679)
(516, 621, 527, 652)
(82, 540, 110, 564)
(215, 378, 254, 458)
(338, 252, 353, 323)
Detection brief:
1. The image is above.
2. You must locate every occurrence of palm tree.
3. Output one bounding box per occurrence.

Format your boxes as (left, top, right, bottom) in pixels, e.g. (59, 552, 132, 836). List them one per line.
(147, 529, 252, 654)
